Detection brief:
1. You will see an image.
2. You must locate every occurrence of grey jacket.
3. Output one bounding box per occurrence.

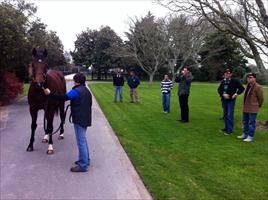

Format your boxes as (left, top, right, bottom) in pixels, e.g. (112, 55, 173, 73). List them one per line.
(175, 73, 193, 96)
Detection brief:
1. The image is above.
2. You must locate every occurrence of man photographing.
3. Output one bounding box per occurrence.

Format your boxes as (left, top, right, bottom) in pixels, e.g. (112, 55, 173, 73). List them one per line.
(175, 67, 193, 123)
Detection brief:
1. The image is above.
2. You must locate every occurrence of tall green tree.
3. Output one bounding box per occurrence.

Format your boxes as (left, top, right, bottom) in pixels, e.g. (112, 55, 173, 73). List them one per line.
(125, 12, 167, 83)
(72, 26, 123, 79)
(0, 1, 33, 80)
(199, 31, 248, 81)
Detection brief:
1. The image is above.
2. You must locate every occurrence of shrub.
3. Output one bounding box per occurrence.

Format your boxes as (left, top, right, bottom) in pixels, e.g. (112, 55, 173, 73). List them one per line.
(0, 71, 23, 106)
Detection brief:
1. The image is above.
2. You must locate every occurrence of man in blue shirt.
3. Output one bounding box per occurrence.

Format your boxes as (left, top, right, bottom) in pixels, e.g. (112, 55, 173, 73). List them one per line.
(44, 73, 92, 172)
(127, 71, 140, 103)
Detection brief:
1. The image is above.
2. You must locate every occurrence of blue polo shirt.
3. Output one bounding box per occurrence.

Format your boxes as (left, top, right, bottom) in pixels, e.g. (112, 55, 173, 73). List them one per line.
(66, 89, 80, 101)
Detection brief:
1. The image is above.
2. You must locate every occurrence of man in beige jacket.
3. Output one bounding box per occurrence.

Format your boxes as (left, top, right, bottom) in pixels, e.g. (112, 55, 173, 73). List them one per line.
(237, 73, 264, 142)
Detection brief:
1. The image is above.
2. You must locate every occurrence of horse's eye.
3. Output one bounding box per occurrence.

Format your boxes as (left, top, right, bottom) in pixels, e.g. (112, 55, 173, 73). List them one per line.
(38, 59, 42, 63)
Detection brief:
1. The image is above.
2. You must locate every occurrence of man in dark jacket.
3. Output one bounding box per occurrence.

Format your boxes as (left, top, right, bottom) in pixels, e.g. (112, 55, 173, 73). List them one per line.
(127, 71, 140, 103)
(175, 67, 193, 122)
(217, 69, 244, 135)
(44, 73, 92, 172)
(113, 70, 124, 102)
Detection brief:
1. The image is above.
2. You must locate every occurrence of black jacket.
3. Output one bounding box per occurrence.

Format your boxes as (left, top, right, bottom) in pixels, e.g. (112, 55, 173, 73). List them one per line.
(49, 85, 92, 128)
(217, 78, 245, 100)
(113, 75, 124, 86)
(70, 85, 92, 128)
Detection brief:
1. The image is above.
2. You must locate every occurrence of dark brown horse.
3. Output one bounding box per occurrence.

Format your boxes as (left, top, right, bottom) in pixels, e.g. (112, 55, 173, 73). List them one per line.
(26, 48, 66, 154)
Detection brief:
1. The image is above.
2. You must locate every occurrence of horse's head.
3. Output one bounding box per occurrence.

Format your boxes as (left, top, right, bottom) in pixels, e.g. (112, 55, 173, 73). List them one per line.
(29, 48, 48, 87)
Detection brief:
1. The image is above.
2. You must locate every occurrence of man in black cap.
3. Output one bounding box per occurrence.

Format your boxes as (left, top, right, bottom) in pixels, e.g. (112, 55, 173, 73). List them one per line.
(43, 73, 92, 172)
(217, 69, 245, 135)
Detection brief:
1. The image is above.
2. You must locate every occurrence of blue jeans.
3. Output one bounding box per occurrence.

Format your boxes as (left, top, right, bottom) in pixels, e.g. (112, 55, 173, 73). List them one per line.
(243, 113, 257, 138)
(162, 93, 170, 112)
(222, 99, 236, 133)
(74, 123, 90, 171)
(114, 86, 123, 102)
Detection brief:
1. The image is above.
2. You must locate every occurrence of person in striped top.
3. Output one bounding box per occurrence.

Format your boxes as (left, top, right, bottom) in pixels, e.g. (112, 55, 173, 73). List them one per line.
(161, 74, 173, 113)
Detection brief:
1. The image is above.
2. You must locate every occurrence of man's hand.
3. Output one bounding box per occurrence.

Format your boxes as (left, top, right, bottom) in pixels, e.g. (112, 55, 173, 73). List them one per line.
(43, 88, 51, 95)
(223, 93, 230, 99)
(231, 93, 237, 99)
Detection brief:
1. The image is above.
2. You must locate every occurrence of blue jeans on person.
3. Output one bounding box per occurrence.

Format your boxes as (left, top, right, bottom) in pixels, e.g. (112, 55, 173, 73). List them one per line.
(114, 86, 123, 102)
(243, 113, 257, 138)
(222, 99, 236, 133)
(74, 123, 90, 171)
(162, 93, 170, 113)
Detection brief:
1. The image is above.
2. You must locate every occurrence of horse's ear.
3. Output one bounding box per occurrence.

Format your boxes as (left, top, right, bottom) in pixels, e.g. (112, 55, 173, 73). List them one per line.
(43, 49, 48, 57)
(32, 48, 37, 57)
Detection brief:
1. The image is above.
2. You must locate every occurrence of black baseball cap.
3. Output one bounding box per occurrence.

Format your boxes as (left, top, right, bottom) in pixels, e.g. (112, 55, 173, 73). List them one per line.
(247, 72, 256, 78)
(224, 68, 232, 73)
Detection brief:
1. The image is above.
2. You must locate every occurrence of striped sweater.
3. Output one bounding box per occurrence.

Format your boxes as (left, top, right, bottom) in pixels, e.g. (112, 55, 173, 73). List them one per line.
(161, 80, 173, 94)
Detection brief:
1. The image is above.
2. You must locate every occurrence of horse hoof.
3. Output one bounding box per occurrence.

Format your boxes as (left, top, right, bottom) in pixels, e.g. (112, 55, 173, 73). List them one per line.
(26, 146, 33, 152)
(58, 135, 64, 140)
(42, 139, 48, 143)
(47, 150, 54, 155)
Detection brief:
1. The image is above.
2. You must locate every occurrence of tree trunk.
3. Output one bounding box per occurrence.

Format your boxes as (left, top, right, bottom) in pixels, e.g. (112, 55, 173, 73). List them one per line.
(149, 73, 154, 84)
(97, 69, 101, 80)
(247, 39, 268, 83)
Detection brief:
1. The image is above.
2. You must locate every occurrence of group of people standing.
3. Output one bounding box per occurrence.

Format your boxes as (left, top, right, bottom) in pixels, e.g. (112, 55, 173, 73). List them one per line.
(217, 69, 264, 142)
(160, 67, 264, 142)
(113, 70, 140, 103)
(160, 67, 193, 124)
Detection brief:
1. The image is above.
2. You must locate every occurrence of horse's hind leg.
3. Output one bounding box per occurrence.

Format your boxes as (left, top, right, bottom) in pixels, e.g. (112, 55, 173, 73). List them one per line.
(27, 108, 37, 151)
(58, 103, 65, 140)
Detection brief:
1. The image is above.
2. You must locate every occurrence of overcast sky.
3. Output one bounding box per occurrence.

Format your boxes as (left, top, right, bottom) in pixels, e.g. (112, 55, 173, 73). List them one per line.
(27, 0, 170, 52)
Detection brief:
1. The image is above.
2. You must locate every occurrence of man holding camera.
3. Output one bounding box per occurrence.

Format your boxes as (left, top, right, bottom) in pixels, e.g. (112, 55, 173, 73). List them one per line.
(217, 69, 245, 135)
(175, 67, 193, 123)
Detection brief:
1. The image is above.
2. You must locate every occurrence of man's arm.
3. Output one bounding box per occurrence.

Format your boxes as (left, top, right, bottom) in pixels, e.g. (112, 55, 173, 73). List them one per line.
(43, 88, 79, 101)
(112, 76, 116, 86)
(185, 73, 193, 83)
(121, 77, 125, 86)
(256, 86, 264, 107)
(217, 82, 223, 97)
(236, 80, 245, 95)
(175, 75, 180, 83)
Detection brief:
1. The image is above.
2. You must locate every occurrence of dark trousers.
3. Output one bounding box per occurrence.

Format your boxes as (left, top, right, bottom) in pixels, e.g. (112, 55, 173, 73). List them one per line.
(179, 94, 189, 121)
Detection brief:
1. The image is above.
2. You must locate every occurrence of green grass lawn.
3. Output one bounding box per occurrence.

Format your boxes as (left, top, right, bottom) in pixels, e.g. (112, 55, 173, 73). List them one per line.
(90, 82, 268, 200)
(22, 83, 29, 96)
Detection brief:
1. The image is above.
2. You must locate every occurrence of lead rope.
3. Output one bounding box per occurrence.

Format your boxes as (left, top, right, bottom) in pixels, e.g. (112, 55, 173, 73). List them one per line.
(43, 103, 71, 135)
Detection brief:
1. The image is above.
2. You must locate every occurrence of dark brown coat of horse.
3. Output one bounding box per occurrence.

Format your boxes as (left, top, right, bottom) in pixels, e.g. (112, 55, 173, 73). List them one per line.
(26, 48, 66, 154)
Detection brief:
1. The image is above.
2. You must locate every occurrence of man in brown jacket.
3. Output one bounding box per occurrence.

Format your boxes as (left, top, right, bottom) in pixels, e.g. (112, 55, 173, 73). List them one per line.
(237, 73, 264, 142)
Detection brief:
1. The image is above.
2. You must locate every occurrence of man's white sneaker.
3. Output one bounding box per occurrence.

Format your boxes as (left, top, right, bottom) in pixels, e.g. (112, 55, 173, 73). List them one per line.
(237, 134, 246, 139)
(243, 136, 253, 142)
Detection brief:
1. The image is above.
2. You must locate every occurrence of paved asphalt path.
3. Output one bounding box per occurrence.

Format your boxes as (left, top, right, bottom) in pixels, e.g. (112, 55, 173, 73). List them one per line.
(0, 75, 152, 200)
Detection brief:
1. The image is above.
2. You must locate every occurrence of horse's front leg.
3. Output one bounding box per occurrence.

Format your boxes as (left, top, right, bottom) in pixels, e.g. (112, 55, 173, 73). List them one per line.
(46, 115, 54, 155)
(27, 108, 38, 151)
(58, 103, 65, 140)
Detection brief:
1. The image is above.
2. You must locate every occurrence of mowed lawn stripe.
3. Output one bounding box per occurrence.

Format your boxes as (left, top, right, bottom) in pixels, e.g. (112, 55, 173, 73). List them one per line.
(90, 82, 268, 200)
